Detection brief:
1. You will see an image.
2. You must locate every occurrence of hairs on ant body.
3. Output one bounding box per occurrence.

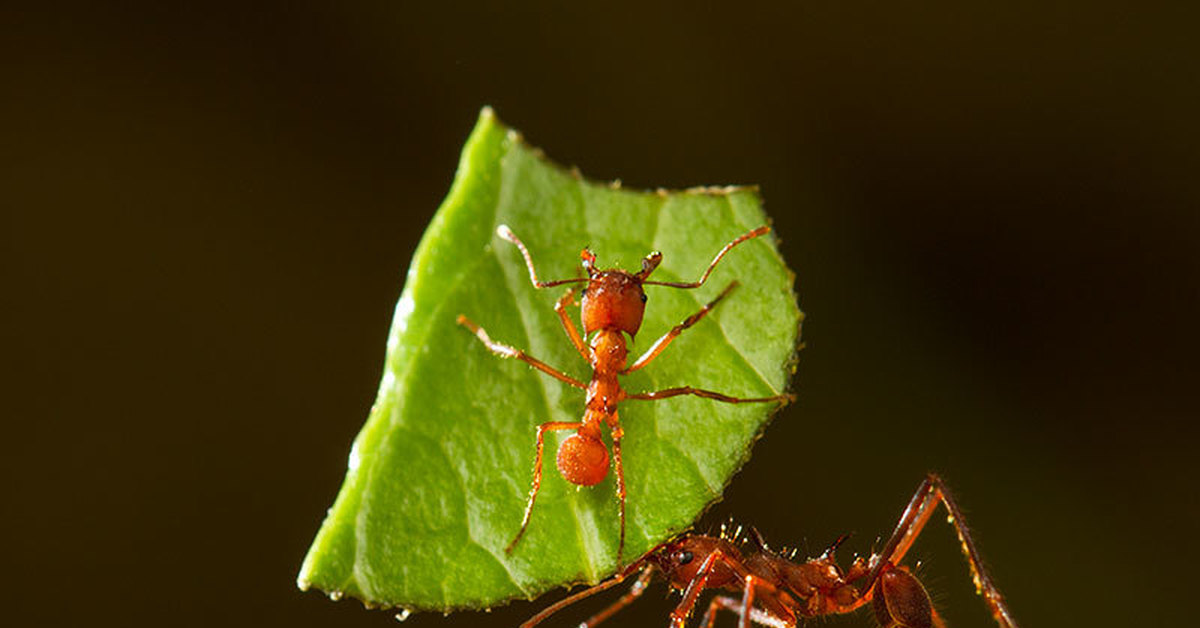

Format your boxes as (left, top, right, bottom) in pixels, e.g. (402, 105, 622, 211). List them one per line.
(520, 474, 1018, 628)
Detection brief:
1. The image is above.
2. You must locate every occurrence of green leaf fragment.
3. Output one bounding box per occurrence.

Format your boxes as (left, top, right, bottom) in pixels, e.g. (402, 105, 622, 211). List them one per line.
(297, 108, 801, 612)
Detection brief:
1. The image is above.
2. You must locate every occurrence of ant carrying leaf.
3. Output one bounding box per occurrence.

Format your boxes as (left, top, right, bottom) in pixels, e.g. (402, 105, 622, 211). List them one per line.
(458, 224, 793, 565)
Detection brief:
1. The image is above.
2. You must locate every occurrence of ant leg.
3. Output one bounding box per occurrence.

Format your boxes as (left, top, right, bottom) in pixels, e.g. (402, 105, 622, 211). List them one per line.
(554, 287, 591, 361)
(864, 474, 1018, 628)
(457, 315, 586, 389)
(579, 565, 656, 627)
(497, 225, 588, 289)
(701, 597, 737, 628)
(518, 564, 653, 628)
(642, 226, 770, 289)
(738, 575, 797, 628)
(506, 421, 583, 554)
(626, 386, 793, 404)
(623, 281, 738, 374)
(609, 423, 627, 566)
(701, 597, 791, 628)
(669, 549, 749, 628)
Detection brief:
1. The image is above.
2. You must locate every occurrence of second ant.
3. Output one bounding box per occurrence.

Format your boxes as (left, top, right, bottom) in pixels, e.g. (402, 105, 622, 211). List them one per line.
(519, 474, 1019, 628)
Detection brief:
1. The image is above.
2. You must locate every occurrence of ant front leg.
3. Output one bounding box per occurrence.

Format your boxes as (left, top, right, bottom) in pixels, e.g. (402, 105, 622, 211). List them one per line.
(866, 474, 1019, 628)
(554, 287, 591, 362)
(669, 549, 750, 628)
(624, 281, 738, 374)
(506, 421, 583, 554)
(579, 565, 655, 627)
(519, 562, 657, 628)
(456, 315, 586, 390)
(626, 386, 793, 405)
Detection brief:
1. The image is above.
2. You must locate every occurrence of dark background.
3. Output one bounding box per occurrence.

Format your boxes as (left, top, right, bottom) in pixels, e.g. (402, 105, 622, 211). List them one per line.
(5, 2, 1197, 627)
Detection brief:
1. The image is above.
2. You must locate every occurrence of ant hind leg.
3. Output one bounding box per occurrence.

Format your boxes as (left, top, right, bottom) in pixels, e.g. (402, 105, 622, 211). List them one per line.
(609, 423, 627, 567)
(865, 474, 1018, 628)
(506, 421, 583, 554)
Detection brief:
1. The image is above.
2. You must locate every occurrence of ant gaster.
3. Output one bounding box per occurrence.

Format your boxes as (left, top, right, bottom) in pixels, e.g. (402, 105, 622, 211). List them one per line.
(456, 224, 792, 564)
(521, 474, 1019, 628)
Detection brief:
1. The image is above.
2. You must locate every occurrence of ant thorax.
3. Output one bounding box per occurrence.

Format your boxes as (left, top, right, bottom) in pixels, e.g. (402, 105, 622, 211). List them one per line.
(580, 270, 647, 337)
(587, 330, 629, 375)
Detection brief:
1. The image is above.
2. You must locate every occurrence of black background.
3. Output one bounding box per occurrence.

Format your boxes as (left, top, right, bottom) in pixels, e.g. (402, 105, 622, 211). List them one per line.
(5, 2, 1197, 627)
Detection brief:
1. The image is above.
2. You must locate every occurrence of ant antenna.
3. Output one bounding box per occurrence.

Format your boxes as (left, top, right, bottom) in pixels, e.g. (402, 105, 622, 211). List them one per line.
(643, 225, 770, 289)
(497, 225, 588, 288)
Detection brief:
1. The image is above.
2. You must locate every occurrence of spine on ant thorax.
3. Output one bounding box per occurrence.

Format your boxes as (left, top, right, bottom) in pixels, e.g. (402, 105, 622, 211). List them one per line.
(585, 329, 629, 423)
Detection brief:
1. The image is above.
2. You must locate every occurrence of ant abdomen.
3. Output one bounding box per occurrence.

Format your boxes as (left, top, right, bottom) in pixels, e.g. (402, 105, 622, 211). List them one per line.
(556, 433, 609, 486)
(872, 565, 934, 628)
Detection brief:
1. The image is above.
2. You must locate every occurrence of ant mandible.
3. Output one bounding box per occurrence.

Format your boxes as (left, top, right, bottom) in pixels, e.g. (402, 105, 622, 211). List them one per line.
(520, 474, 1019, 628)
(456, 224, 793, 565)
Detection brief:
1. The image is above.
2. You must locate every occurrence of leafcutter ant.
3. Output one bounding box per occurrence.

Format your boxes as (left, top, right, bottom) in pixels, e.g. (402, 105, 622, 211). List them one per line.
(457, 224, 792, 564)
(520, 474, 1018, 628)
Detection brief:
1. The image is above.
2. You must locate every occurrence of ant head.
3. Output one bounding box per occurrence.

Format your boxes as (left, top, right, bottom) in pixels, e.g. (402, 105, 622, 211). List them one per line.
(581, 270, 647, 337)
(555, 433, 609, 486)
(649, 535, 739, 589)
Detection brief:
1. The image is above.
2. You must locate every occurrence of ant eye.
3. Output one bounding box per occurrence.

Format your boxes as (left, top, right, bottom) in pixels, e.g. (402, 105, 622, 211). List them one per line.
(675, 550, 693, 565)
(640, 293, 647, 303)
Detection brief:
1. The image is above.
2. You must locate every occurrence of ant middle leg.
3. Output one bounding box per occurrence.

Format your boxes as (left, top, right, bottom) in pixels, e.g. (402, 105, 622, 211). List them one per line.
(735, 574, 797, 628)
(623, 281, 739, 374)
(626, 386, 793, 404)
(507, 421, 584, 554)
(701, 596, 791, 628)
(456, 315, 586, 390)
(865, 474, 1018, 628)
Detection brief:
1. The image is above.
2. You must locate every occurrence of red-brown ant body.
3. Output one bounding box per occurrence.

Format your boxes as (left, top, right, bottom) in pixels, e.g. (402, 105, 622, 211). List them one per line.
(521, 474, 1018, 628)
(457, 224, 792, 564)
